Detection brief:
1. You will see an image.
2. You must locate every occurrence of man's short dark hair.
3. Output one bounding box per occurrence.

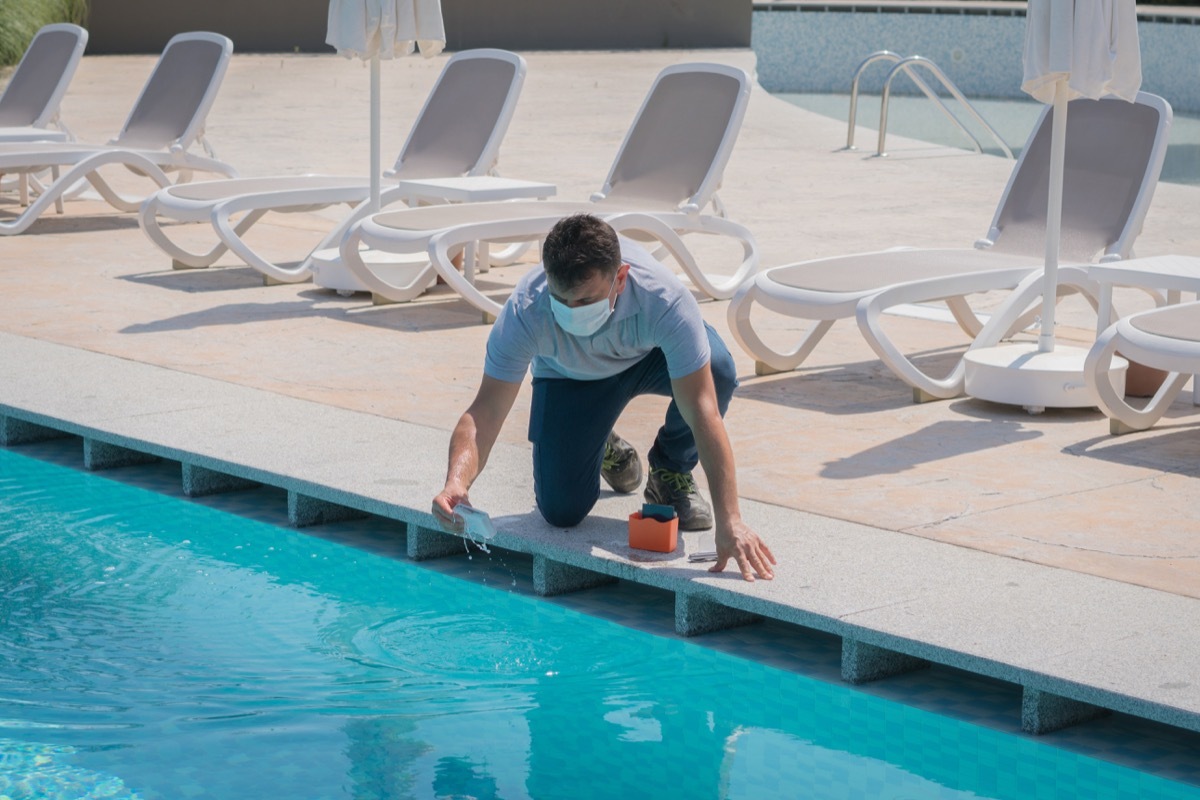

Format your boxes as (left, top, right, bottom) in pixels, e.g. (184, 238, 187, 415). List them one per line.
(542, 214, 621, 291)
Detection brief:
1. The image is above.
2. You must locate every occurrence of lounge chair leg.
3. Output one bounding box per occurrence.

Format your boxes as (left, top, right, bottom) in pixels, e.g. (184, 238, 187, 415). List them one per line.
(754, 360, 786, 377)
(52, 166, 63, 214)
(482, 310, 496, 325)
(262, 274, 289, 287)
(172, 259, 208, 271)
(1109, 418, 1140, 436)
(912, 386, 940, 404)
(372, 292, 399, 306)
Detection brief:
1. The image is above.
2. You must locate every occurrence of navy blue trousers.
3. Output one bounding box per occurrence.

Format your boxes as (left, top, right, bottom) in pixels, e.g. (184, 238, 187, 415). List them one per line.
(528, 324, 738, 528)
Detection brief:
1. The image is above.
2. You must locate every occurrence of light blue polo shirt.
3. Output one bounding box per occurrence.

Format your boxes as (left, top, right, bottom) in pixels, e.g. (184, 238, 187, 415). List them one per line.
(484, 238, 710, 383)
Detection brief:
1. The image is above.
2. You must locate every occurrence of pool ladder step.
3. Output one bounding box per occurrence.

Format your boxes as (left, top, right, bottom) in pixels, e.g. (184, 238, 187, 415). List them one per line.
(847, 50, 1014, 159)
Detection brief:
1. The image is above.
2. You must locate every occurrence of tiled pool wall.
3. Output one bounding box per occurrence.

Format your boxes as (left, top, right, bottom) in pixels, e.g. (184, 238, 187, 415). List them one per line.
(752, 4, 1200, 114)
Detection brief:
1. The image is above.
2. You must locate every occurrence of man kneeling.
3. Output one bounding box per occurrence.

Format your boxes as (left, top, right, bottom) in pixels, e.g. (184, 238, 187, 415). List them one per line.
(432, 214, 775, 581)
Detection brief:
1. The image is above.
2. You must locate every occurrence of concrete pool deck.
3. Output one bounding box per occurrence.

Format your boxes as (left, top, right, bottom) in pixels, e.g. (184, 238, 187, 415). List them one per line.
(3, 50, 1200, 741)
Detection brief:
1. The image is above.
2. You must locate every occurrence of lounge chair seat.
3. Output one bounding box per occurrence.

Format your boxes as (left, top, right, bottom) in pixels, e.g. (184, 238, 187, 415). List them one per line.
(727, 92, 1172, 402)
(0, 31, 235, 235)
(338, 62, 759, 320)
(137, 49, 527, 285)
(1085, 255, 1200, 433)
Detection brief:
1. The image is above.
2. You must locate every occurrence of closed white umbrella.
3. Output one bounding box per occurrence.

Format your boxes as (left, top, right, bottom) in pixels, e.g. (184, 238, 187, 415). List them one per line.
(1022, 0, 1141, 354)
(326, 0, 446, 212)
(963, 0, 1142, 412)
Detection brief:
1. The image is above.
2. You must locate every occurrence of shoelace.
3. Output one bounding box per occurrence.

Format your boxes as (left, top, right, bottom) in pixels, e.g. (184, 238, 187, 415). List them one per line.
(602, 440, 627, 472)
(651, 468, 696, 494)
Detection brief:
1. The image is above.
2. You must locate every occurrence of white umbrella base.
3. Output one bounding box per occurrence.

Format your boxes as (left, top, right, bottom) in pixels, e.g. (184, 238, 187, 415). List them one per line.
(964, 343, 1127, 414)
(311, 246, 429, 294)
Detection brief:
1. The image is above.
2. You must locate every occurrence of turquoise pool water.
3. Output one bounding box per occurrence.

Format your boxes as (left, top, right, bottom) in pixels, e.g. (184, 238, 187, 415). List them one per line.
(2, 446, 1199, 800)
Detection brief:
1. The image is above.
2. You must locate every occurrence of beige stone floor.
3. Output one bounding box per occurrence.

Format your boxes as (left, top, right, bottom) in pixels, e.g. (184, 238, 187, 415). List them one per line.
(3, 50, 1200, 598)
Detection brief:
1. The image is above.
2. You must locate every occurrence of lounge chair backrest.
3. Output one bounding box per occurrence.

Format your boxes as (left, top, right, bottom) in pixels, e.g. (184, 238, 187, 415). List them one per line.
(595, 63, 751, 212)
(391, 49, 526, 180)
(0, 24, 88, 128)
(985, 92, 1171, 262)
(111, 31, 233, 151)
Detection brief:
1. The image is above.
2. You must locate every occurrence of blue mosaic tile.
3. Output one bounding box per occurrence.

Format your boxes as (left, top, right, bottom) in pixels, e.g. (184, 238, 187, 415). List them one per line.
(753, 9, 1200, 113)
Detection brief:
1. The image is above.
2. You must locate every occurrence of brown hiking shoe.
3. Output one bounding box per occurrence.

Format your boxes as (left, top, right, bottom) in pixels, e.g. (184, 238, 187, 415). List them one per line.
(644, 467, 713, 531)
(601, 431, 642, 494)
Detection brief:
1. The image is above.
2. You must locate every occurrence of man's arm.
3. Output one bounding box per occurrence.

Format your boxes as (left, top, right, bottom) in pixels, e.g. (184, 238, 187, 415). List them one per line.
(671, 365, 776, 581)
(432, 374, 522, 531)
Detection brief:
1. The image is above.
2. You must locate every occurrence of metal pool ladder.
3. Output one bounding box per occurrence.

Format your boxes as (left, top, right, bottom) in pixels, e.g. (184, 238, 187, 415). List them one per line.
(847, 50, 1013, 159)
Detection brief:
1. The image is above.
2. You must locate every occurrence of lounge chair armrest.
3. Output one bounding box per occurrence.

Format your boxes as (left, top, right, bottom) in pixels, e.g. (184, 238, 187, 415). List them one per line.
(589, 191, 607, 202)
(1098, 252, 1125, 264)
(680, 202, 702, 216)
(974, 238, 995, 250)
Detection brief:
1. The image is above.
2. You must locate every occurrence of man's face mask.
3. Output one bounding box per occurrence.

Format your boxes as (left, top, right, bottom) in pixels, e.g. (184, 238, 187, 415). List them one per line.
(549, 268, 620, 337)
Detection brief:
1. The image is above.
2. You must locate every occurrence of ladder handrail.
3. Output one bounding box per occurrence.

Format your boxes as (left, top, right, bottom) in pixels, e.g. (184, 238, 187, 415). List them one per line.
(849, 50, 969, 154)
(879, 56, 1014, 159)
(845, 50, 1013, 160)
(848, 51, 899, 149)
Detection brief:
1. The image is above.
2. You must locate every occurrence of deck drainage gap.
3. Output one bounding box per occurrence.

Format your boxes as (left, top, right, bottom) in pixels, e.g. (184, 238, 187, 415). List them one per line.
(675, 592, 761, 637)
(532, 555, 618, 597)
(181, 462, 261, 497)
(1022, 687, 1111, 735)
(406, 523, 465, 561)
(841, 638, 931, 684)
(0, 415, 71, 446)
(287, 491, 369, 527)
(83, 438, 160, 471)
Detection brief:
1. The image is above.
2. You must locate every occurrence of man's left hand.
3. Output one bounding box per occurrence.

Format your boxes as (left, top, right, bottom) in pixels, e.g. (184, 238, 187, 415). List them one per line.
(711, 518, 775, 582)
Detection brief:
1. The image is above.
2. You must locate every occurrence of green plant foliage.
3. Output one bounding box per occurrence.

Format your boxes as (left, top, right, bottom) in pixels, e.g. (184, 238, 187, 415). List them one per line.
(0, 0, 88, 68)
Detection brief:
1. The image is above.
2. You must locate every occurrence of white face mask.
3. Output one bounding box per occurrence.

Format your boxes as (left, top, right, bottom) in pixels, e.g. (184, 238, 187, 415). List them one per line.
(549, 269, 620, 337)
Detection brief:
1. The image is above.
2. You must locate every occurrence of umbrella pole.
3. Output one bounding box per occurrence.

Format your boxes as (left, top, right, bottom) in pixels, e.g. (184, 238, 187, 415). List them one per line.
(369, 52, 382, 213)
(1038, 78, 1069, 354)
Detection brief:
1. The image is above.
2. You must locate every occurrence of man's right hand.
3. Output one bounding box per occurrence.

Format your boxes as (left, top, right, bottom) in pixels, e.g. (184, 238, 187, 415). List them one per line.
(435, 375, 521, 535)
(432, 488, 469, 534)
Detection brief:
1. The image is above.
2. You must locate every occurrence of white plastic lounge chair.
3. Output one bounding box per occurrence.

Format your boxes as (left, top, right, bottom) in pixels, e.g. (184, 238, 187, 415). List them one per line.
(1085, 255, 1200, 434)
(137, 49, 527, 285)
(337, 61, 758, 319)
(727, 92, 1171, 402)
(0, 24, 88, 207)
(0, 31, 235, 235)
(0, 23, 88, 144)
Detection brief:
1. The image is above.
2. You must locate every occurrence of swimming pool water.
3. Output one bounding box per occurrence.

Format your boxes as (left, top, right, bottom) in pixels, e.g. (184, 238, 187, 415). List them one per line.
(776, 92, 1200, 186)
(1, 447, 1198, 800)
